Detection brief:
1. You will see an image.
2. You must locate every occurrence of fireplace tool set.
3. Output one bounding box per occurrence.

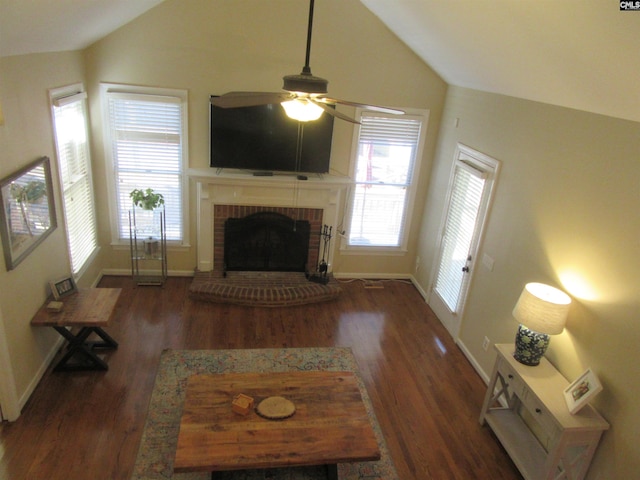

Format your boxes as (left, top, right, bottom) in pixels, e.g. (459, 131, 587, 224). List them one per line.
(308, 225, 332, 285)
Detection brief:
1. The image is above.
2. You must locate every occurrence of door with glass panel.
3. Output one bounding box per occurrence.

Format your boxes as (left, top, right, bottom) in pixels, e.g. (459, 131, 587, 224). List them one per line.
(428, 144, 500, 338)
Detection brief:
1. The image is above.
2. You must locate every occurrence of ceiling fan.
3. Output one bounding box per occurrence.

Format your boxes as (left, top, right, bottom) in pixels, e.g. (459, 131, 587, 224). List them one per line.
(210, 0, 404, 124)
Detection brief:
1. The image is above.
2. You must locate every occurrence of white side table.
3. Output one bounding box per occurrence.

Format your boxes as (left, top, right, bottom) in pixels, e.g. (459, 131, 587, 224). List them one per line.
(479, 344, 609, 480)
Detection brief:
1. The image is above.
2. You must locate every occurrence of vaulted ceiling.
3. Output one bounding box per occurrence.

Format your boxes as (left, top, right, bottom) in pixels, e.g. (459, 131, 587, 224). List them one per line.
(2, 0, 639, 123)
(0, 0, 164, 57)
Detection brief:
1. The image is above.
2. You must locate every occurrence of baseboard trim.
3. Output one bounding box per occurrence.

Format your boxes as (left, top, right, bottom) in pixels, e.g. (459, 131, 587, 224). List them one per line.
(17, 335, 64, 420)
(100, 269, 195, 278)
(456, 338, 491, 384)
(332, 272, 413, 281)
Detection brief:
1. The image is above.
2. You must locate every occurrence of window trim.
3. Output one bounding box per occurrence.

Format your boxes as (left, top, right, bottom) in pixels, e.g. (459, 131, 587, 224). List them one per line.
(340, 107, 429, 255)
(100, 83, 190, 247)
(49, 82, 100, 277)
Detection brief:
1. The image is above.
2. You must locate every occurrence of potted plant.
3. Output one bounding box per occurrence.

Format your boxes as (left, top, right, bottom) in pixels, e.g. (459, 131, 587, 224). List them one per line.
(129, 188, 164, 210)
(130, 188, 164, 255)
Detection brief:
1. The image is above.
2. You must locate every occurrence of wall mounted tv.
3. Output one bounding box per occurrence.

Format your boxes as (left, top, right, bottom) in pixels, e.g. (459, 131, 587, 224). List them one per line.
(210, 96, 334, 174)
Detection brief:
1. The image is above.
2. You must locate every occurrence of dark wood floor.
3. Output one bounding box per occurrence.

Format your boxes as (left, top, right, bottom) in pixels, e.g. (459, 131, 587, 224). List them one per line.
(0, 276, 521, 479)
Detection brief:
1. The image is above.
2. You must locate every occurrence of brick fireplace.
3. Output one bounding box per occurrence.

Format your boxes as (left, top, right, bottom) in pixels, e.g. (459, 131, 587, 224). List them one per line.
(213, 205, 322, 274)
(193, 174, 349, 274)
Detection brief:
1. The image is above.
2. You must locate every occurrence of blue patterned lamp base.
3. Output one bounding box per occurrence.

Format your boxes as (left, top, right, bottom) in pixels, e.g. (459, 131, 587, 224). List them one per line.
(514, 324, 550, 366)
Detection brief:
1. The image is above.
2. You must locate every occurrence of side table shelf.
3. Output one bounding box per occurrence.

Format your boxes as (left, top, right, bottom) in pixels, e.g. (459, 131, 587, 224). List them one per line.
(479, 344, 609, 480)
(129, 206, 167, 286)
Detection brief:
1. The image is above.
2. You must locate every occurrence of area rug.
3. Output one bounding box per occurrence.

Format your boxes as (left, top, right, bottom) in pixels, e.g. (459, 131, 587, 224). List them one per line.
(131, 348, 398, 480)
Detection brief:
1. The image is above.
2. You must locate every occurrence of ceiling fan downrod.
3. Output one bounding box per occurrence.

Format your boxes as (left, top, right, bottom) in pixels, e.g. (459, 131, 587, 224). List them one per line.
(282, 0, 328, 94)
(302, 0, 315, 75)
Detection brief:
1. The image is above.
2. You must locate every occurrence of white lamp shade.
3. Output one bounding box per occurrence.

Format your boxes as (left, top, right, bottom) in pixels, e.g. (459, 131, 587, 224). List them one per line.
(281, 99, 324, 122)
(512, 282, 571, 335)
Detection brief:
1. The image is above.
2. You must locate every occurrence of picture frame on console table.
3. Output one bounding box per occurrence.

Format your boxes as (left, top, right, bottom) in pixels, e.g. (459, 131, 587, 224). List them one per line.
(50, 276, 78, 300)
(564, 368, 602, 414)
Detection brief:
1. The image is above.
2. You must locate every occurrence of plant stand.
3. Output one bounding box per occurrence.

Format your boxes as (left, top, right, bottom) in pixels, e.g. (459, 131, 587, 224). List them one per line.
(129, 206, 167, 286)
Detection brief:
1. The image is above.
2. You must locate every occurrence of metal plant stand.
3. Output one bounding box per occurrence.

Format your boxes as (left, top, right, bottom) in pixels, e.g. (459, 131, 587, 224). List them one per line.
(129, 205, 167, 286)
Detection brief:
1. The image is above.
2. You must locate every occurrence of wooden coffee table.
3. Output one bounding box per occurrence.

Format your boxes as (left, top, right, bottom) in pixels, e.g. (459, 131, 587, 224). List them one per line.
(173, 371, 381, 478)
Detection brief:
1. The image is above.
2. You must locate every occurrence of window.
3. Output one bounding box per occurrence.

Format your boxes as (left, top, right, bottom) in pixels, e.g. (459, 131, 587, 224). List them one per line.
(50, 84, 99, 275)
(345, 110, 428, 251)
(101, 84, 188, 244)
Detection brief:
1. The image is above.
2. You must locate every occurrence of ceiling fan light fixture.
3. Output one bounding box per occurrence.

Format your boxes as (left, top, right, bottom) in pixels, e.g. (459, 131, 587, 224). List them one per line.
(213, 0, 398, 125)
(281, 98, 324, 122)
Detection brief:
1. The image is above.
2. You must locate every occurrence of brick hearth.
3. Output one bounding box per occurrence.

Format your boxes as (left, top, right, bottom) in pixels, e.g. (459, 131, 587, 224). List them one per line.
(189, 271, 342, 307)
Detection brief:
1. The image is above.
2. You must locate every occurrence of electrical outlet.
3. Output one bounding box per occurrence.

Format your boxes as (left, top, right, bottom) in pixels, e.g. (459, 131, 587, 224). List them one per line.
(482, 336, 490, 351)
(415, 256, 421, 273)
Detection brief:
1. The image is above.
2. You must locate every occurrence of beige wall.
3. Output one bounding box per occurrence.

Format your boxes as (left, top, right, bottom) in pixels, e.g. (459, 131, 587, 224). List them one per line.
(83, 0, 447, 276)
(0, 51, 92, 417)
(417, 86, 640, 479)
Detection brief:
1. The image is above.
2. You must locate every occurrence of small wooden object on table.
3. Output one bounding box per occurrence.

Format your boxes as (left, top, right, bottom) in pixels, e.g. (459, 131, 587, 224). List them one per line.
(174, 371, 380, 479)
(256, 396, 296, 419)
(31, 288, 121, 371)
(231, 394, 254, 415)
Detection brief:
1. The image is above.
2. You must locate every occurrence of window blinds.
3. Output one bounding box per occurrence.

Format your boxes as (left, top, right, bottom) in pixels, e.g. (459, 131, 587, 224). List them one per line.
(106, 93, 184, 241)
(434, 162, 486, 312)
(348, 114, 422, 247)
(52, 96, 98, 274)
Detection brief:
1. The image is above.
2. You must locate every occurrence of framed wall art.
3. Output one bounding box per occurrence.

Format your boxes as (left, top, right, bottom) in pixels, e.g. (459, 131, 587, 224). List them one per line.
(0, 157, 57, 270)
(563, 368, 603, 414)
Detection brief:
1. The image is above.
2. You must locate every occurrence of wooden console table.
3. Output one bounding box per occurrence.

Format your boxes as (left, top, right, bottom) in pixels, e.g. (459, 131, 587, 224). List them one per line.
(31, 288, 121, 371)
(480, 344, 609, 480)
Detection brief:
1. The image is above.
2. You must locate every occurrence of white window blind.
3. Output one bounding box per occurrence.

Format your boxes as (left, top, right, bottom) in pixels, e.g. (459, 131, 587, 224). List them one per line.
(434, 162, 486, 312)
(105, 92, 184, 242)
(51, 88, 98, 275)
(348, 113, 422, 247)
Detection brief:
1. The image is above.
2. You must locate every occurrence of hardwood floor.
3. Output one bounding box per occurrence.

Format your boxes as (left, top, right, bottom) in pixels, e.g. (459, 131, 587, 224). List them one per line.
(0, 276, 521, 479)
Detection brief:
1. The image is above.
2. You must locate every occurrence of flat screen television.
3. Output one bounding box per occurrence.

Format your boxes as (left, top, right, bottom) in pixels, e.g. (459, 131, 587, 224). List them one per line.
(210, 96, 334, 174)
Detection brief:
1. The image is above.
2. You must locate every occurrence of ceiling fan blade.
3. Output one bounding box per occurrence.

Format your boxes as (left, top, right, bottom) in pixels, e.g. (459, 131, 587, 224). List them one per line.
(320, 97, 405, 115)
(211, 92, 292, 108)
(310, 99, 360, 124)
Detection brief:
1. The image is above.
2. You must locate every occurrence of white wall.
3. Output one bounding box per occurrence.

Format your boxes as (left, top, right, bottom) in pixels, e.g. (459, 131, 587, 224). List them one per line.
(417, 86, 640, 479)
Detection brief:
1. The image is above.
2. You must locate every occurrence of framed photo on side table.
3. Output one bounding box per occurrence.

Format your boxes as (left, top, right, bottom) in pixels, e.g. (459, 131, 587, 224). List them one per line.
(50, 276, 78, 300)
(564, 368, 603, 414)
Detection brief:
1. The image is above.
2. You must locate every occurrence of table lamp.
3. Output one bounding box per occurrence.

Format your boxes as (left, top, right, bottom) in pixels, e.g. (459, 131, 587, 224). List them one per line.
(512, 282, 571, 366)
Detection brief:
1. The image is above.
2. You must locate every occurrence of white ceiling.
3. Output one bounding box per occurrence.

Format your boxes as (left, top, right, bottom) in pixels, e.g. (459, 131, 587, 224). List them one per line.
(361, 0, 640, 123)
(2, 0, 639, 123)
(0, 0, 164, 57)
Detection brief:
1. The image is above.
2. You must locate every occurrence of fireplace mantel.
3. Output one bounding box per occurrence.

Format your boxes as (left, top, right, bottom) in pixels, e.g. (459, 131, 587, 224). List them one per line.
(189, 169, 350, 273)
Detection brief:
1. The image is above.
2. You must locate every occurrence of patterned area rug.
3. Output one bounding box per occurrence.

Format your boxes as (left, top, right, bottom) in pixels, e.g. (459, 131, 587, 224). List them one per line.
(131, 348, 398, 480)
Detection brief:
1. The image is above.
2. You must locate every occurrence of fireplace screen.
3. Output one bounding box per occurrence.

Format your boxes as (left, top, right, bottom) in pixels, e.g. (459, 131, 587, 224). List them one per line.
(224, 212, 311, 274)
